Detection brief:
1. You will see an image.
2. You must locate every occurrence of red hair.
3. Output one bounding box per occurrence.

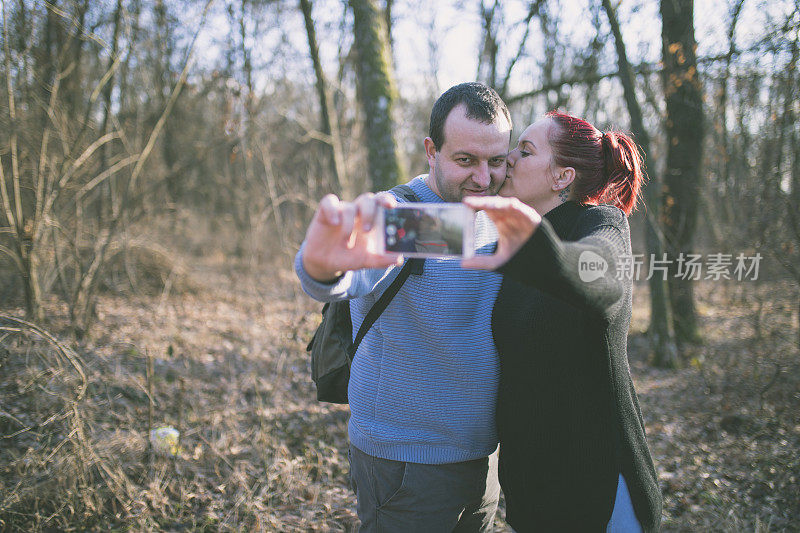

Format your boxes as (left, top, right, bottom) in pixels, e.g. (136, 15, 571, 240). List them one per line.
(545, 111, 644, 216)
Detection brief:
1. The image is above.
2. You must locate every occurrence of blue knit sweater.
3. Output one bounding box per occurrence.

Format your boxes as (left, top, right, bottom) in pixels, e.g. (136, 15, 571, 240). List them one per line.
(295, 176, 502, 464)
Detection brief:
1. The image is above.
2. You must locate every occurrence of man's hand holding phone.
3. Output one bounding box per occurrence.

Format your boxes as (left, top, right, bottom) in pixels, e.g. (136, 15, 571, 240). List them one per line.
(301, 192, 402, 282)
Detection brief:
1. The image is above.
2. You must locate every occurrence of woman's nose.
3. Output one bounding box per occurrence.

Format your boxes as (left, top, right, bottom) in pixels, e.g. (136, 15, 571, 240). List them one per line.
(506, 149, 517, 168)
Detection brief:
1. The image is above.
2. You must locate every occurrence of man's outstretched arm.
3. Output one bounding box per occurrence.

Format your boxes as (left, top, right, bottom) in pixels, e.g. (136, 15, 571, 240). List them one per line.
(295, 192, 403, 301)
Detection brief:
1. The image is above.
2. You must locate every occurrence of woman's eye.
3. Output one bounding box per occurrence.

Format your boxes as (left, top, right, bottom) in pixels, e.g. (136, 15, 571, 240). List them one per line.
(520, 150, 530, 157)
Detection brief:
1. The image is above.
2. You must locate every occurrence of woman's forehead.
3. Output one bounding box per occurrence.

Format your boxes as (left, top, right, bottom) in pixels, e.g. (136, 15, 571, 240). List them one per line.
(519, 119, 553, 146)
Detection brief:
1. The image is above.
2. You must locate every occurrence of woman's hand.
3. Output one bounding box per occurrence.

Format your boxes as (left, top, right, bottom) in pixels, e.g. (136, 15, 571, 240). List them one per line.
(461, 196, 542, 270)
(302, 192, 402, 282)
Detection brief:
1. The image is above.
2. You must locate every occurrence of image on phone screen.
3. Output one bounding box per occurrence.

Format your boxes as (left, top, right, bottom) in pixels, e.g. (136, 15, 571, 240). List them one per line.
(381, 203, 473, 258)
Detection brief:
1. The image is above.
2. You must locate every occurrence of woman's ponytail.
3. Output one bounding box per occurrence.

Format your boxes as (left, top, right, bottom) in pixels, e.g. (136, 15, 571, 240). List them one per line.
(546, 111, 645, 216)
(599, 131, 644, 215)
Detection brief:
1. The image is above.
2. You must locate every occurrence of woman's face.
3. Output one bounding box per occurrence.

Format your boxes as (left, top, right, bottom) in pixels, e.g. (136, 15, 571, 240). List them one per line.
(500, 118, 560, 208)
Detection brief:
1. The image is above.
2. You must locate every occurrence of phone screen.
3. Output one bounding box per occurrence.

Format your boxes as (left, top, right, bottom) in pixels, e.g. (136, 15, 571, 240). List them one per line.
(381, 203, 473, 258)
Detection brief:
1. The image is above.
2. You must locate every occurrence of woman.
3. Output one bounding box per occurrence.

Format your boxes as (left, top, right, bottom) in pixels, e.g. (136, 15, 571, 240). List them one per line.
(464, 112, 662, 532)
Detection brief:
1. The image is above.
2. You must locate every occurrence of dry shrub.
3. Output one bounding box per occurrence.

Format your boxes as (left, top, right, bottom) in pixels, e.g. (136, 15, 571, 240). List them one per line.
(0, 265, 22, 306)
(0, 316, 141, 531)
(98, 242, 197, 297)
(690, 280, 799, 407)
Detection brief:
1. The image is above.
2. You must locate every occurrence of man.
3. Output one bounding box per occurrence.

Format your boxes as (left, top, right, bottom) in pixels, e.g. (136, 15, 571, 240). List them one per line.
(295, 83, 512, 532)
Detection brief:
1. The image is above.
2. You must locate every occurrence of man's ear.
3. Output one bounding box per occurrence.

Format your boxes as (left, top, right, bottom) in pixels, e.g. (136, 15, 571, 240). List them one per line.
(424, 137, 437, 167)
(552, 167, 576, 190)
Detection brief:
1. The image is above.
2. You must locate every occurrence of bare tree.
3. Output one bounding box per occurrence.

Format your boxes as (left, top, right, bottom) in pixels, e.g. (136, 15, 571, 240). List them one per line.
(660, 0, 704, 345)
(0, 1, 213, 336)
(603, 0, 679, 368)
(299, 0, 349, 197)
(477, 0, 501, 89)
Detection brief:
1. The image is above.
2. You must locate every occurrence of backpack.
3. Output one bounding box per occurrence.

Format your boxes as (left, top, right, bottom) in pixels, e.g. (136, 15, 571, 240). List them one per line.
(305, 184, 423, 404)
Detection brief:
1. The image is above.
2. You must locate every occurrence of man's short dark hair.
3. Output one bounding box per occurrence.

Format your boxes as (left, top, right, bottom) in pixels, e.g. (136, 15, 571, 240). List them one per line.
(429, 82, 512, 150)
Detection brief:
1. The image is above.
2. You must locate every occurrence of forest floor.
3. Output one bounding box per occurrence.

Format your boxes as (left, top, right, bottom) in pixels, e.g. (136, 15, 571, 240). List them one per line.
(1, 247, 799, 532)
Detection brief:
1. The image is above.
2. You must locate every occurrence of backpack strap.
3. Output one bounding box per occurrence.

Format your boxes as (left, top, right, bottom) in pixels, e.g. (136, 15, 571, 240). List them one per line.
(347, 256, 421, 360)
(345, 183, 425, 359)
(391, 183, 417, 203)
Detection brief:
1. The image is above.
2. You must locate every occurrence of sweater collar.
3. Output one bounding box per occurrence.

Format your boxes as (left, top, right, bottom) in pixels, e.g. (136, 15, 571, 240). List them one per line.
(542, 200, 586, 236)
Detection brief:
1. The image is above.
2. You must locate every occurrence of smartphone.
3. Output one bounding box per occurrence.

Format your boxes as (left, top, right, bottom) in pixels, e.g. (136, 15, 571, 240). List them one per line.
(378, 203, 475, 259)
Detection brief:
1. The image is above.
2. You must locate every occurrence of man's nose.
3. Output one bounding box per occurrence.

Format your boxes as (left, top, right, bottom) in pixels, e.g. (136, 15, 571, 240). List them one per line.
(473, 161, 491, 188)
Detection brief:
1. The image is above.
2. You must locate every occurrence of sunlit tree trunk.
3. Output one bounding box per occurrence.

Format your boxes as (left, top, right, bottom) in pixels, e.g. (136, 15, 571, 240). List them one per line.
(350, 0, 404, 192)
(384, 0, 393, 51)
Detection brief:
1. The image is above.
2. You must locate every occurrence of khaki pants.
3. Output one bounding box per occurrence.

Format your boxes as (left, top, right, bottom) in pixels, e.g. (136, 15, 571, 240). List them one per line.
(348, 444, 500, 533)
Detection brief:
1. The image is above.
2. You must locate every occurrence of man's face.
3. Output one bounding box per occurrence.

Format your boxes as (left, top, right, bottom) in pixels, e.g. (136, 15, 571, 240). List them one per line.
(424, 104, 511, 202)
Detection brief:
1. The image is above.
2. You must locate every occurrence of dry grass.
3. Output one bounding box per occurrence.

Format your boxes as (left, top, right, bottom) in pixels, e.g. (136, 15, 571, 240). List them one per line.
(1, 257, 363, 531)
(630, 280, 800, 532)
(1, 249, 798, 531)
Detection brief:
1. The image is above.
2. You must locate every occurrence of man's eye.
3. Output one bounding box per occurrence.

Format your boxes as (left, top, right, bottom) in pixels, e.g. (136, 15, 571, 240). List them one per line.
(489, 158, 506, 166)
(457, 158, 472, 164)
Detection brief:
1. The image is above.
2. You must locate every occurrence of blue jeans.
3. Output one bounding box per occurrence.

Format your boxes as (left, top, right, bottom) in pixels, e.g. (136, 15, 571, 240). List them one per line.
(606, 474, 644, 533)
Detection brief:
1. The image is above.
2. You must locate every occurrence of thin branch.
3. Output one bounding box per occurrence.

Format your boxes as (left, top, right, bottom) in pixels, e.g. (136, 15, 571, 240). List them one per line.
(505, 44, 792, 104)
(58, 131, 122, 190)
(127, 0, 215, 194)
(40, 128, 122, 233)
(499, 0, 543, 97)
(75, 155, 140, 201)
(2, 2, 22, 234)
(0, 163, 18, 239)
(34, 71, 64, 242)
(0, 314, 87, 399)
(89, 49, 124, 105)
(0, 243, 25, 273)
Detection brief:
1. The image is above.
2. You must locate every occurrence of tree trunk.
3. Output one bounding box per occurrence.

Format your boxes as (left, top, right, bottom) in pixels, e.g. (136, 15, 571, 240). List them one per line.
(155, 0, 180, 203)
(717, 0, 744, 227)
(99, 0, 124, 220)
(477, 0, 500, 89)
(299, 0, 349, 197)
(384, 0, 393, 52)
(2, 6, 43, 323)
(350, 0, 404, 192)
(660, 0, 704, 345)
(603, 0, 679, 368)
(19, 247, 44, 323)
